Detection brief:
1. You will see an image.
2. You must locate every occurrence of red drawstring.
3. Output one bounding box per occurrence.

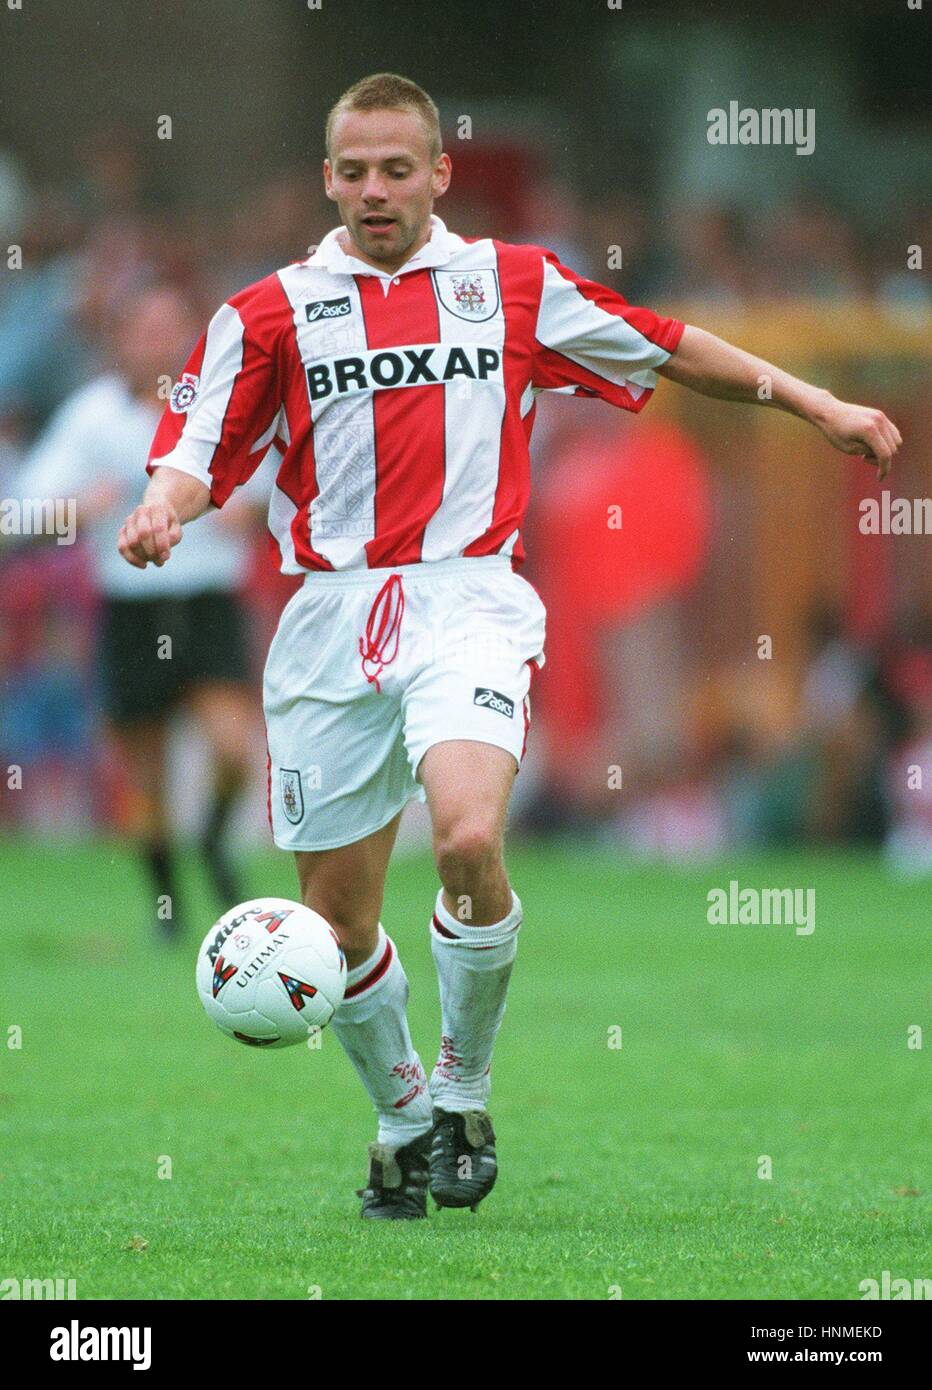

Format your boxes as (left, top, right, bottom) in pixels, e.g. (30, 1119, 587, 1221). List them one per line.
(359, 573, 405, 693)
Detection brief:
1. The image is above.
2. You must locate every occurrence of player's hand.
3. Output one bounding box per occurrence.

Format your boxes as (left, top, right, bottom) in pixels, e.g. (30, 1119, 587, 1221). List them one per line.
(117, 501, 183, 568)
(813, 396, 902, 481)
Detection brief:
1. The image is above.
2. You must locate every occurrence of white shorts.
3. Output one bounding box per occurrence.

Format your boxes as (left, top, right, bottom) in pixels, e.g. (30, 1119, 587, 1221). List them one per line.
(262, 555, 547, 852)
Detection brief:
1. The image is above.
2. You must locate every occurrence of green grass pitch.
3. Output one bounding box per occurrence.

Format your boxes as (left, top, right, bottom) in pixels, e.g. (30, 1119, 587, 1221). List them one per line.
(0, 837, 927, 1300)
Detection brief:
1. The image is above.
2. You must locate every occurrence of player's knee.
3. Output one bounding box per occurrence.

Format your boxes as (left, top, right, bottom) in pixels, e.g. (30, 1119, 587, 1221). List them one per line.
(213, 739, 251, 780)
(433, 818, 502, 886)
(312, 908, 378, 966)
(197, 703, 253, 777)
(296, 880, 377, 960)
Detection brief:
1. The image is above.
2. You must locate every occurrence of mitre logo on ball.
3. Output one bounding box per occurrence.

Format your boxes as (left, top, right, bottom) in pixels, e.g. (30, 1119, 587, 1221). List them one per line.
(196, 898, 346, 1048)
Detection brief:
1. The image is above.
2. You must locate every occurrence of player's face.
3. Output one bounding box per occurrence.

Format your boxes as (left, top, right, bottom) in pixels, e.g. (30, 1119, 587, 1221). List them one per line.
(324, 108, 451, 271)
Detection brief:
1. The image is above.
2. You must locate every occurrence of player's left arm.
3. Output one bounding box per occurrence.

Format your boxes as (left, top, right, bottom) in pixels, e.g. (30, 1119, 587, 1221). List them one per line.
(657, 324, 902, 479)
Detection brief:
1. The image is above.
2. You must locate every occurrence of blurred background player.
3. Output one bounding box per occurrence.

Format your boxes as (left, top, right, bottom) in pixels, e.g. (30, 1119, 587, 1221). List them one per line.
(13, 284, 266, 937)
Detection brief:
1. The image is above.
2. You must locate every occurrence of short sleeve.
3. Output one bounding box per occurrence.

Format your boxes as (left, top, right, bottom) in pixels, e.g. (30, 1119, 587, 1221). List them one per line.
(147, 300, 282, 507)
(532, 249, 684, 412)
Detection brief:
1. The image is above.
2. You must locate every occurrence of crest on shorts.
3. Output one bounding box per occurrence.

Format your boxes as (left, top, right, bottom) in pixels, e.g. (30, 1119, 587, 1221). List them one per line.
(280, 768, 305, 825)
(433, 269, 500, 322)
(169, 372, 199, 414)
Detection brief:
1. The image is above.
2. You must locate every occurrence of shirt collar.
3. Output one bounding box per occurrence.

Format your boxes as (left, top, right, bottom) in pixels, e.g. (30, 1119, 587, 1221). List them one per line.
(306, 214, 454, 278)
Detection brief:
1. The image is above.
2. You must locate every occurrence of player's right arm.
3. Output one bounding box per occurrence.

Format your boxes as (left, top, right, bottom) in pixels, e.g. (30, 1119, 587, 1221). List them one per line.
(117, 466, 211, 569)
(118, 285, 283, 570)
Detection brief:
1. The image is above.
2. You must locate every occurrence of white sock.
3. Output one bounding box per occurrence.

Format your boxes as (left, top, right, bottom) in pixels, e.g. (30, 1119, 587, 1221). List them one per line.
(428, 888, 521, 1113)
(331, 926, 433, 1150)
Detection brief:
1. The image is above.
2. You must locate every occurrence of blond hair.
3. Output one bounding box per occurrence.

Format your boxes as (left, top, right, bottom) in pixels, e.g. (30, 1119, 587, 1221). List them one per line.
(325, 73, 442, 162)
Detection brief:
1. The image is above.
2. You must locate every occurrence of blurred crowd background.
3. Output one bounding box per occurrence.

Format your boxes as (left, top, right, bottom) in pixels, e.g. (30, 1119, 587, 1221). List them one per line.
(0, 0, 929, 869)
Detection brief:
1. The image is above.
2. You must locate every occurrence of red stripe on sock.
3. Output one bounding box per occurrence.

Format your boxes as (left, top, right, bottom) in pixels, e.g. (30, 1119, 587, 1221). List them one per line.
(343, 939, 394, 998)
(431, 912, 460, 939)
(433, 911, 461, 945)
(433, 913, 519, 949)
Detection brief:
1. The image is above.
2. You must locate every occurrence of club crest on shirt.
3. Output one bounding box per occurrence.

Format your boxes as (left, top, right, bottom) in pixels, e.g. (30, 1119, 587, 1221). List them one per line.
(169, 372, 199, 413)
(280, 768, 305, 824)
(433, 268, 500, 322)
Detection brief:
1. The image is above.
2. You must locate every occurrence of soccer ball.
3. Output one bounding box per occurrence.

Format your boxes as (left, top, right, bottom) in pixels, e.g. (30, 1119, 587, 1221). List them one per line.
(196, 898, 346, 1048)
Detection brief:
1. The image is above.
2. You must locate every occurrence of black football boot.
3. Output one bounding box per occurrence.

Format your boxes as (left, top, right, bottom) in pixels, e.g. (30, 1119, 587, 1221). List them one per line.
(429, 1108, 497, 1212)
(356, 1129, 431, 1220)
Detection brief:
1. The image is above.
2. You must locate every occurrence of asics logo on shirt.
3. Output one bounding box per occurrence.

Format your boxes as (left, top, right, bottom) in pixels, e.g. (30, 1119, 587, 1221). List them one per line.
(306, 344, 502, 403)
(305, 297, 352, 322)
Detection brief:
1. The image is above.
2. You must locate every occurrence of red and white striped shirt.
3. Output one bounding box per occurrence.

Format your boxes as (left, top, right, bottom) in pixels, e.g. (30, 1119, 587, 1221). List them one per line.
(147, 215, 684, 572)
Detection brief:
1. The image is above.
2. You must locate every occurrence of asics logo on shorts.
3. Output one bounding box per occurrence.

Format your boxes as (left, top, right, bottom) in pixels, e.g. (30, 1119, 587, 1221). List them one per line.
(306, 345, 502, 403)
(473, 687, 515, 718)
